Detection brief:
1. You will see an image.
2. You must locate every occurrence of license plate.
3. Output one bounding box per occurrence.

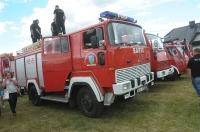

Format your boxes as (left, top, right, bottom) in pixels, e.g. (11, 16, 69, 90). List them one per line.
(136, 86, 146, 93)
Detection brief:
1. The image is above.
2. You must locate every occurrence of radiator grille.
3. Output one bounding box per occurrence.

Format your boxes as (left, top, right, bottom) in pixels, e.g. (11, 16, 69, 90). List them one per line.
(116, 63, 151, 83)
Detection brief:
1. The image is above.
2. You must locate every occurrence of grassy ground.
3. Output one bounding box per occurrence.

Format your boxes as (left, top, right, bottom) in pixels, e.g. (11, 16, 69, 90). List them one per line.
(0, 74, 200, 132)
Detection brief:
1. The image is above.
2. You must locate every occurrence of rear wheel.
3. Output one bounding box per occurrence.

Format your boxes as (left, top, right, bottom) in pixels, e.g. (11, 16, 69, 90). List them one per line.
(77, 88, 104, 118)
(29, 86, 43, 106)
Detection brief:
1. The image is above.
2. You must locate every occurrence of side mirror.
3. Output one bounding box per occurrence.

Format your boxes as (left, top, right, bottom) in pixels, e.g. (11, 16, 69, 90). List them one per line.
(153, 40, 158, 49)
(99, 40, 106, 50)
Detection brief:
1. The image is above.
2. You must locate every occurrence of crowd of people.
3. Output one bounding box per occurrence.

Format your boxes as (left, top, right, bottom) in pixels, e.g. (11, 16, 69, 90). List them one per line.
(30, 5, 66, 43)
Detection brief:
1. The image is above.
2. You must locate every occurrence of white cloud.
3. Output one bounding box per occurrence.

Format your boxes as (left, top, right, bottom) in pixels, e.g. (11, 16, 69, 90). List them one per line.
(135, 11, 151, 17)
(17, 0, 179, 48)
(10, 26, 19, 30)
(0, 21, 13, 36)
(0, 48, 17, 55)
(0, 2, 6, 11)
(143, 20, 186, 37)
(197, 2, 200, 8)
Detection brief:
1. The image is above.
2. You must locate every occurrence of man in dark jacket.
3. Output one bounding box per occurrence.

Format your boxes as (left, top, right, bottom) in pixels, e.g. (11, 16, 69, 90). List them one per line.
(30, 19, 42, 43)
(30, 20, 36, 43)
(54, 5, 66, 35)
(187, 48, 200, 97)
(51, 19, 58, 36)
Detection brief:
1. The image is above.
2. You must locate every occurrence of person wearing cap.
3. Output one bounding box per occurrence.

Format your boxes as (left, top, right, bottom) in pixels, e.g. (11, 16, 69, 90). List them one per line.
(54, 5, 66, 35)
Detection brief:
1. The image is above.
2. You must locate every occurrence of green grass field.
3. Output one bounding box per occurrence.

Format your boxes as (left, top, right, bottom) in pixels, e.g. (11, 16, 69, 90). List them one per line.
(0, 74, 200, 132)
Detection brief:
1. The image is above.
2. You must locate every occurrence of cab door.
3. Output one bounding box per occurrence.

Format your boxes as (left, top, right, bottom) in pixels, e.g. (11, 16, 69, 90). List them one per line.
(80, 27, 110, 87)
(81, 27, 106, 70)
(42, 37, 72, 92)
(169, 47, 186, 73)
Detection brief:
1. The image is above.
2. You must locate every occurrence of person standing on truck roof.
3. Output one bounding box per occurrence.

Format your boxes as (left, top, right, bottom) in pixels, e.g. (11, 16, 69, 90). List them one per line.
(187, 48, 200, 97)
(54, 5, 66, 35)
(30, 20, 36, 43)
(31, 19, 42, 43)
(2, 72, 18, 116)
(51, 18, 58, 36)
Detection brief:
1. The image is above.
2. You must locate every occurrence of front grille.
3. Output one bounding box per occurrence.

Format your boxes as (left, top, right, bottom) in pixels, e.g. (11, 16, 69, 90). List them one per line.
(116, 63, 151, 83)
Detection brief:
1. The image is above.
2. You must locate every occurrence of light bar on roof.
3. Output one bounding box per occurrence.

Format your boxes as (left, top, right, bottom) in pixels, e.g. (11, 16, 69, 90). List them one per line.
(100, 11, 135, 23)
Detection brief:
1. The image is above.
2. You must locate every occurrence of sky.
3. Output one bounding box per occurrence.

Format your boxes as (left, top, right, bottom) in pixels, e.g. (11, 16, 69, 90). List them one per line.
(0, 0, 200, 55)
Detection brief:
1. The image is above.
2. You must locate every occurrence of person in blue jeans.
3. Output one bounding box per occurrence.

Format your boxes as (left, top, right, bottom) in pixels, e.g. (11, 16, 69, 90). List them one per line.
(0, 75, 5, 108)
(187, 48, 200, 97)
(2, 72, 18, 116)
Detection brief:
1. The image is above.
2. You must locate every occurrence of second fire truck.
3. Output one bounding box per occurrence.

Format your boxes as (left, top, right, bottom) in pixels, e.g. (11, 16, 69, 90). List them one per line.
(145, 33, 174, 80)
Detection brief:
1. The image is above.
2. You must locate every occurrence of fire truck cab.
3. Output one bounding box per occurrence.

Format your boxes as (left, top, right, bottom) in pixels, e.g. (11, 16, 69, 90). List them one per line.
(164, 39, 191, 80)
(145, 33, 174, 80)
(15, 11, 154, 117)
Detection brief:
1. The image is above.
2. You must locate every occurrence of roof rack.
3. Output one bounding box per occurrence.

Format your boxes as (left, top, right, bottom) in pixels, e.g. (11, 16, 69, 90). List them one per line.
(16, 41, 42, 55)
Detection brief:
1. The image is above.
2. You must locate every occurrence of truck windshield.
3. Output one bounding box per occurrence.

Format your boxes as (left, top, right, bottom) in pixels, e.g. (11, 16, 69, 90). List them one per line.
(107, 22, 146, 46)
(146, 34, 164, 50)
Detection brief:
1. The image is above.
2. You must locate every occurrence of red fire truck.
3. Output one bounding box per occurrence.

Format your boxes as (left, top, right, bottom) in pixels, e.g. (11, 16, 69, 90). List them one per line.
(145, 33, 174, 80)
(14, 11, 154, 117)
(0, 53, 15, 78)
(164, 39, 191, 80)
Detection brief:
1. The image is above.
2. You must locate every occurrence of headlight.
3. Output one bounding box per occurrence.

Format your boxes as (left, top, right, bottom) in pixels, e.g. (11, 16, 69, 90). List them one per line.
(123, 84, 129, 91)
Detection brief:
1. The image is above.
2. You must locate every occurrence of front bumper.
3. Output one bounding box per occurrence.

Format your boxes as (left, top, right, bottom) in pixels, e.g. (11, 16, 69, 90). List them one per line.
(112, 72, 154, 99)
(156, 67, 174, 78)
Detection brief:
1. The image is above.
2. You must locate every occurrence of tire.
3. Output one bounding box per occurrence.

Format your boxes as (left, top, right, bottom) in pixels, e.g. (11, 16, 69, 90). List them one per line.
(29, 86, 43, 106)
(164, 70, 178, 81)
(77, 88, 104, 118)
(177, 74, 181, 78)
(20, 88, 24, 95)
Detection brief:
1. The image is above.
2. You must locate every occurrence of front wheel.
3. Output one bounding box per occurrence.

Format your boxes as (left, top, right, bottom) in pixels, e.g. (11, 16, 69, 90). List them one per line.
(29, 86, 43, 106)
(164, 70, 178, 81)
(77, 88, 104, 118)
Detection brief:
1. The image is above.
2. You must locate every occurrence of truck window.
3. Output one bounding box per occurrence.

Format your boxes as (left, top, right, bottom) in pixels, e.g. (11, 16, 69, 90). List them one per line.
(55, 39, 61, 53)
(107, 22, 146, 46)
(83, 27, 104, 49)
(146, 34, 164, 50)
(168, 47, 178, 56)
(61, 37, 68, 52)
(44, 39, 53, 54)
(44, 37, 69, 54)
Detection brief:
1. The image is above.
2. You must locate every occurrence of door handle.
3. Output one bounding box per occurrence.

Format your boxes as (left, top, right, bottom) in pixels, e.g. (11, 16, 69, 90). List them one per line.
(42, 60, 48, 62)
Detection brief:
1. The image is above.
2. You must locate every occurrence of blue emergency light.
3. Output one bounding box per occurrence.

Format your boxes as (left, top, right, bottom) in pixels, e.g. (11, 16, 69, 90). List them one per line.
(100, 11, 135, 23)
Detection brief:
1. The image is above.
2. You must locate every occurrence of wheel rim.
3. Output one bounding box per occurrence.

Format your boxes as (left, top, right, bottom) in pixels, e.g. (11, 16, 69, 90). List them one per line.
(80, 95, 93, 112)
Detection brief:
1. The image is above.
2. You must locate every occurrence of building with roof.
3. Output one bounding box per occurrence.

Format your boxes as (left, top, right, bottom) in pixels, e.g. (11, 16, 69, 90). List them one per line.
(164, 21, 200, 49)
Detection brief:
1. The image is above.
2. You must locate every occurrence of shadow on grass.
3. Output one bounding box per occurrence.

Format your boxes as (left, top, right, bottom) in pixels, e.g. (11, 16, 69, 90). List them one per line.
(101, 97, 158, 119)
